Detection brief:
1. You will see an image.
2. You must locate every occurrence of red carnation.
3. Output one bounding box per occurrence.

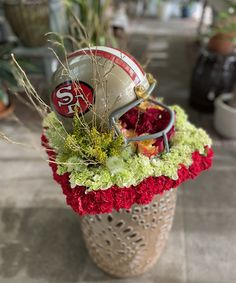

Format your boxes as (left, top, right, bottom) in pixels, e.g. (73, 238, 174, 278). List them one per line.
(120, 108, 139, 129)
(135, 108, 171, 135)
(41, 133, 48, 146)
(136, 180, 154, 204)
(153, 176, 167, 194)
(42, 131, 214, 215)
(95, 189, 114, 213)
(188, 162, 202, 179)
(136, 119, 154, 135)
(81, 192, 98, 215)
(113, 187, 136, 210)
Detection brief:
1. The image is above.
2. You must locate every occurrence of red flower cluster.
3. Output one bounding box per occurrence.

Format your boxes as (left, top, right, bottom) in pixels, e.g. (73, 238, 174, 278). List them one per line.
(120, 106, 175, 155)
(41, 134, 214, 215)
(120, 107, 171, 135)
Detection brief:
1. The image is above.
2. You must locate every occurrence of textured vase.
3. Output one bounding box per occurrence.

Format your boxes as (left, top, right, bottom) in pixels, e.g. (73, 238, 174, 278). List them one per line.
(81, 188, 177, 278)
(4, 0, 50, 47)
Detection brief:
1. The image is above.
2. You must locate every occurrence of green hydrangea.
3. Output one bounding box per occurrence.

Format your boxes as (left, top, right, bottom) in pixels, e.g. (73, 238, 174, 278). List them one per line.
(43, 112, 67, 150)
(70, 167, 113, 191)
(43, 105, 212, 191)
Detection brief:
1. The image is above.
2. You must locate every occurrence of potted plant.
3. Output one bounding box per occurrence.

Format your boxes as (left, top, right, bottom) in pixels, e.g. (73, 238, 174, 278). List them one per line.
(0, 41, 40, 119)
(190, 8, 236, 112)
(3, 0, 50, 47)
(214, 85, 236, 138)
(65, 0, 116, 49)
(0, 42, 16, 119)
(208, 10, 236, 55)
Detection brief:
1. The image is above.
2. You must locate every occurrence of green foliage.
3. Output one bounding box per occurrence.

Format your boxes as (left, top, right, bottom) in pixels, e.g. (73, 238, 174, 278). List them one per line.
(0, 42, 40, 104)
(214, 8, 236, 35)
(43, 112, 67, 150)
(0, 43, 17, 88)
(62, 110, 125, 165)
(65, 0, 117, 49)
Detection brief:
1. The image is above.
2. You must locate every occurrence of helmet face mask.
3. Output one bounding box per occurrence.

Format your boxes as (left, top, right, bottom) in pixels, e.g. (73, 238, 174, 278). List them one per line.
(51, 46, 175, 154)
(110, 94, 175, 153)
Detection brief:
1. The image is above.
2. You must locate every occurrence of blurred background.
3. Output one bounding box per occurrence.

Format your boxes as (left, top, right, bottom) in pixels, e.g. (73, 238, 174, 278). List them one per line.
(0, 0, 236, 282)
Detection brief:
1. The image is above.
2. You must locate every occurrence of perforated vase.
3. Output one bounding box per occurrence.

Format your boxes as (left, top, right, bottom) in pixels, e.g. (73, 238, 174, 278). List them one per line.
(81, 188, 177, 278)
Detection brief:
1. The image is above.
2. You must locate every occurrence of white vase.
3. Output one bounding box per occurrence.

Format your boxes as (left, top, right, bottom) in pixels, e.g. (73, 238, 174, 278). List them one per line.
(214, 93, 236, 139)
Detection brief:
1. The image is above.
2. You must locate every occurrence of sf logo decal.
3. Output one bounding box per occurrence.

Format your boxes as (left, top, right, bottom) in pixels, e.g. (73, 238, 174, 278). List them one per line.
(51, 81, 94, 117)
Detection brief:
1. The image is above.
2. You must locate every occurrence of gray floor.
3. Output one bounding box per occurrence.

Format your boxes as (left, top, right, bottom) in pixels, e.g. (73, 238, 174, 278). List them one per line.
(0, 19, 236, 283)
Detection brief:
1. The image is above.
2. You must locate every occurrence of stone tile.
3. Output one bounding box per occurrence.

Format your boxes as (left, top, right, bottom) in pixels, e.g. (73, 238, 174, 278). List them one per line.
(0, 145, 44, 160)
(197, 113, 223, 142)
(0, 207, 86, 283)
(0, 275, 48, 283)
(80, 279, 152, 283)
(128, 19, 198, 37)
(0, 159, 50, 181)
(212, 144, 236, 169)
(147, 51, 169, 60)
(0, 178, 65, 208)
(0, 124, 42, 160)
(148, 60, 168, 68)
(147, 41, 169, 51)
(183, 210, 236, 283)
(182, 164, 236, 213)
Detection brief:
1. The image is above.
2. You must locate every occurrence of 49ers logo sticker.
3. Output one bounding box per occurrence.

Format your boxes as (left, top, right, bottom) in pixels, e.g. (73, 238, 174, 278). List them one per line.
(51, 81, 94, 117)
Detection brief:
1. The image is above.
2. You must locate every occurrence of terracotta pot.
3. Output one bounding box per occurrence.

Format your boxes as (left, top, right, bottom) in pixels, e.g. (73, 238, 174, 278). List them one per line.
(208, 33, 236, 55)
(0, 88, 14, 119)
(4, 0, 50, 47)
(0, 101, 14, 119)
(81, 188, 177, 278)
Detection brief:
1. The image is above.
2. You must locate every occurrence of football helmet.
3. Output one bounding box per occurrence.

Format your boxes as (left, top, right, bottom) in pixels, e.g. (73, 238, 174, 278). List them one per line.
(50, 46, 174, 152)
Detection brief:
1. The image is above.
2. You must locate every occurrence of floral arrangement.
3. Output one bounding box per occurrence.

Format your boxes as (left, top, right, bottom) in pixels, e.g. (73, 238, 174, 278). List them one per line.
(3, 31, 213, 280)
(42, 101, 213, 215)
(6, 45, 211, 216)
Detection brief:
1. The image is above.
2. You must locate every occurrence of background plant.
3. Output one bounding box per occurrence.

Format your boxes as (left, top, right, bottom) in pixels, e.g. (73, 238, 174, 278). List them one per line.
(65, 0, 117, 49)
(0, 42, 18, 100)
(214, 8, 236, 40)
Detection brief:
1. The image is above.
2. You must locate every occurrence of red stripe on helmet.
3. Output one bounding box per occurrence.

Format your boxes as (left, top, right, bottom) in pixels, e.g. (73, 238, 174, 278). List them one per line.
(113, 47, 145, 75)
(68, 49, 141, 84)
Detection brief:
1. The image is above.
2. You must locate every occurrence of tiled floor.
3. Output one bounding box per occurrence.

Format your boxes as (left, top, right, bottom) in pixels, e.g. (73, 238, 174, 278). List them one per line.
(0, 19, 236, 283)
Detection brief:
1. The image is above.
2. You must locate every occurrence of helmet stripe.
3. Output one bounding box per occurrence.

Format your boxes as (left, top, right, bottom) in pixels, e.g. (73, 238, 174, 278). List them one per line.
(113, 47, 145, 75)
(93, 46, 145, 79)
(68, 47, 144, 84)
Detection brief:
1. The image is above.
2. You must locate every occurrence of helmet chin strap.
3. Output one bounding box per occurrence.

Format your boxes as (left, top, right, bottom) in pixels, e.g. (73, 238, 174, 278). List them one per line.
(109, 78, 175, 154)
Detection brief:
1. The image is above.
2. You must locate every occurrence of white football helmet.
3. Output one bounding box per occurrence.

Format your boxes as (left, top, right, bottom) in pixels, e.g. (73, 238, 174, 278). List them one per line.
(50, 46, 174, 152)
